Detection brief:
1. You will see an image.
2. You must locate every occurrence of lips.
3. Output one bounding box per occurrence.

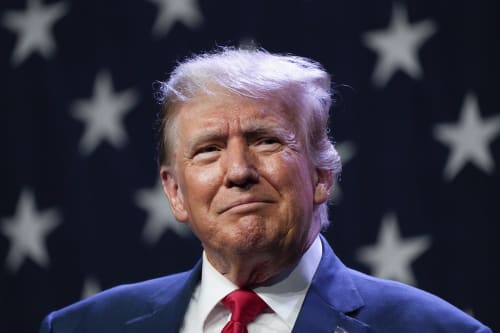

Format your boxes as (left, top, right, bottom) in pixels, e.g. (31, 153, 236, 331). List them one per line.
(219, 196, 275, 214)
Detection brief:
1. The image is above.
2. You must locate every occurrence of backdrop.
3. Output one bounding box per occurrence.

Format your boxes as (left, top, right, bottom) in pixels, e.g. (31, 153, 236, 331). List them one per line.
(1, 0, 498, 332)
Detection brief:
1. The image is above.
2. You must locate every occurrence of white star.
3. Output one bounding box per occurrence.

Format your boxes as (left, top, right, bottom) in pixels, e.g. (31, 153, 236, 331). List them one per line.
(356, 212, 431, 286)
(433, 93, 500, 181)
(1, 0, 68, 66)
(81, 276, 102, 299)
(363, 4, 436, 87)
(135, 181, 191, 245)
(0, 189, 61, 273)
(71, 70, 139, 155)
(330, 141, 357, 203)
(148, 0, 203, 38)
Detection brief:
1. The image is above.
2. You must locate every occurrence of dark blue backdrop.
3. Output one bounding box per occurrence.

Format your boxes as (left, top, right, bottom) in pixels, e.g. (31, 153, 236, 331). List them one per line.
(1, 0, 498, 332)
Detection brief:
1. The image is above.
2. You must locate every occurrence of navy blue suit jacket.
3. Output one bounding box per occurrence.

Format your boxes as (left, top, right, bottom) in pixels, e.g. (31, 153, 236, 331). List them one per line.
(40, 236, 491, 332)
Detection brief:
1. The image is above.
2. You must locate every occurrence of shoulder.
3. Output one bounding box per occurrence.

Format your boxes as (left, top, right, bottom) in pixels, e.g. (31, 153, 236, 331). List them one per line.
(347, 268, 491, 332)
(40, 271, 192, 333)
(62, 271, 191, 314)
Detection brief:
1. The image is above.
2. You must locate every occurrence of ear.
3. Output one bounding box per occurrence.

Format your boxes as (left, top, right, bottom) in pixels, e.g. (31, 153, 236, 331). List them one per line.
(313, 168, 334, 205)
(160, 166, 189, 222)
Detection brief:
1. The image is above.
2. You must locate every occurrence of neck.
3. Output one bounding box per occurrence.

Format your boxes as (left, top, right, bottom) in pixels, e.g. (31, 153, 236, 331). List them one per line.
(204, 237, 315, 288)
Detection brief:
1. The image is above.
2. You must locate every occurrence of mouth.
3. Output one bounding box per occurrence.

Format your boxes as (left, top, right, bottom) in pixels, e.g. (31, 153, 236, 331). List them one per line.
(219, 198, 274, 214)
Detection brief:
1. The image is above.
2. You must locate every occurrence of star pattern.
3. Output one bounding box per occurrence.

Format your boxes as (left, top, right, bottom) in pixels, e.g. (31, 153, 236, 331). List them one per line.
(0, 189, 61, 273)
(363, 4, 436, 87)
(1, 0, 497, 330)
(71, 70, 139, 156)
(148, 0, 203, 38)
(1, 0, 68, 66)
(81, 276, 102, 300)
(135, 181, 191, 245)
(433, 93, 500, 181)
(330, 141, 357, 202)
(356, 212, 431, 286)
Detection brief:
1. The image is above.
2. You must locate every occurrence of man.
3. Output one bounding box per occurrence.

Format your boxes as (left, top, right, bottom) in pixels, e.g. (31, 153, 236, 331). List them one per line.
(40, 48, 491, 332)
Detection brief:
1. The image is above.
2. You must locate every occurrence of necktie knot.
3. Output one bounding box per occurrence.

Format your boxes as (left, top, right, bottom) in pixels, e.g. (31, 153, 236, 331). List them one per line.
(221, 289, 267, 332)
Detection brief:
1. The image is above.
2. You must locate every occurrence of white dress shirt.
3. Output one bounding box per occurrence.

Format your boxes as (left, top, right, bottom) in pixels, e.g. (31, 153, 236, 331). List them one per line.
(179, 236, 322, 333)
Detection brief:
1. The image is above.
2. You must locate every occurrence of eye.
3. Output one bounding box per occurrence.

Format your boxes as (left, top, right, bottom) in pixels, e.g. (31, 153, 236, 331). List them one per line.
(254, 137, 282, 152)
(256, 137, 280, 145)
(194, 145, 221, 156)
(189, 144, 222, 164)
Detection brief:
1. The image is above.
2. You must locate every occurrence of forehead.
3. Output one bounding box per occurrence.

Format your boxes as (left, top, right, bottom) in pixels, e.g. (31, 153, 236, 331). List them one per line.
(174, 93, 297, 134)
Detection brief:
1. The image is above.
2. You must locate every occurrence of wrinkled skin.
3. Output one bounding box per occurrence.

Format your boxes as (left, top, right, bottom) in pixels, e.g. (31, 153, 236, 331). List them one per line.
(161, 94, 332, 287)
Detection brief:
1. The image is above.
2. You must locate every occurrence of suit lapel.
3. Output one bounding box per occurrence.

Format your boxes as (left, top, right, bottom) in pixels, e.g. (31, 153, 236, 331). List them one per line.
(123, 236, 369, 333)
(124, 260, 202, 333)
(293, 236, 369, 333)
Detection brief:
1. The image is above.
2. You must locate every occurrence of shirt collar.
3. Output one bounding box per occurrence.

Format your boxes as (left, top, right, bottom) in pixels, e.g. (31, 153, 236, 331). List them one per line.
(198, 235, 323, 329)
(197, 251, 237, 327)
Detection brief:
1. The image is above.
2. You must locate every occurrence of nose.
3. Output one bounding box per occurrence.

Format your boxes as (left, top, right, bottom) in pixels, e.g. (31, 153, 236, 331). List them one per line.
(223, 139, 258, 189)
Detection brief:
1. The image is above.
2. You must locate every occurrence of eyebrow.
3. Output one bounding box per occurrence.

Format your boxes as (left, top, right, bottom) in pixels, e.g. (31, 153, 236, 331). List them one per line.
(185, 128, 226, 153)
(184, 120, 297, 153)
(242, 124, 295, 143)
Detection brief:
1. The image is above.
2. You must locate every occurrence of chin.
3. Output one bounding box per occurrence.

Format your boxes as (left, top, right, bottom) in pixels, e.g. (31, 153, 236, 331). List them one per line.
(232, 231, 291, 257)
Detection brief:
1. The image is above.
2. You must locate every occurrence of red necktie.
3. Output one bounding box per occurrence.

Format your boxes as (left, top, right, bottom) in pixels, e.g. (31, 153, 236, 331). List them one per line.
(221, 289, 268, 333)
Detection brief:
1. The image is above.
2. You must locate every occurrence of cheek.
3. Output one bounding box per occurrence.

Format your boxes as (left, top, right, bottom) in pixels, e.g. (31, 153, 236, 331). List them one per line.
(262, 153, 315, 206)
(274, 153, 314, 188)
(183, 165, 222, 205)
(191, 165, 221, 186)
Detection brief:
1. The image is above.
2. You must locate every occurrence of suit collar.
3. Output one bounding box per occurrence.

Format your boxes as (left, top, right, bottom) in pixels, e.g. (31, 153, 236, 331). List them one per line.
(123, 235, 369, 333)
(293, 235, 368, 333)
(124, 260, 202, 333)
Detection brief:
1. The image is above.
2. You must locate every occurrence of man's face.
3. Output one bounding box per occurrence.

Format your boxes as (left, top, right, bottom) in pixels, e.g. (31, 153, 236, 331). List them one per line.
(161, 94, 330, 265)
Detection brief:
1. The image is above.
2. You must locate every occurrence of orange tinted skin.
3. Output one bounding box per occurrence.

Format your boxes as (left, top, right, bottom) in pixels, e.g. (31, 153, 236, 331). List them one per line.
(161, 94, 331, 287)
